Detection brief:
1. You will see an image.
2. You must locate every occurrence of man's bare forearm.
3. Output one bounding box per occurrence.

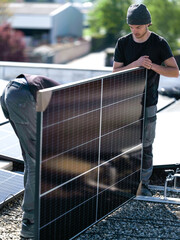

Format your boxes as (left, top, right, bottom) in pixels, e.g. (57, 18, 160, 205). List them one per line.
(151, 63, 179, 78)
(113, 62, 137, 72)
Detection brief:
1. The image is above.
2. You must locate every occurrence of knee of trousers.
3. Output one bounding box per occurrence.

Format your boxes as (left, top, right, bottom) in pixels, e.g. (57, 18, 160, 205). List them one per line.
(143, 145, 153, 169)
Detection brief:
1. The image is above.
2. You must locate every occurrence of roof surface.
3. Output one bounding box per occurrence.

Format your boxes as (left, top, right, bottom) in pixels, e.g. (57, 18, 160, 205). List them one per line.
(8, 3, 64, 15)
(0, 191, 179, 239)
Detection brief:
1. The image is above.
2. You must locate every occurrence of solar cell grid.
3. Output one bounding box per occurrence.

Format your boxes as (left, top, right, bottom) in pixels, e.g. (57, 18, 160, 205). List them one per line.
(35, 68, 147, 240)
(0, 169, 24, 207)
(102, 70, 145, 106)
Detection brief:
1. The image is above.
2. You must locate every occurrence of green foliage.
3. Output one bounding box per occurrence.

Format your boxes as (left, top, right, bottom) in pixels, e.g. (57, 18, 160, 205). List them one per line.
(88, 0, 180, 51)
(0, 0, 12, 25)
(143, 0, 180, 52)
(88, 0, 132, 41)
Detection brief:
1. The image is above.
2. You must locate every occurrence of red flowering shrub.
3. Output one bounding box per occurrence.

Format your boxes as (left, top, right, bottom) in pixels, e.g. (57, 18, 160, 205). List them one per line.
(0, 23, 26, 61)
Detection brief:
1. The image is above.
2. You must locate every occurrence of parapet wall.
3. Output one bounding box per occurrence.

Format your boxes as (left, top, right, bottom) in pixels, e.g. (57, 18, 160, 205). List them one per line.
(0, 61, 112, 84)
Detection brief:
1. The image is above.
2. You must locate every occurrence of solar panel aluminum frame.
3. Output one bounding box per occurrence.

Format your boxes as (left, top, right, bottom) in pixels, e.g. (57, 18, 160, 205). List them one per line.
(35, 67, 147, 240)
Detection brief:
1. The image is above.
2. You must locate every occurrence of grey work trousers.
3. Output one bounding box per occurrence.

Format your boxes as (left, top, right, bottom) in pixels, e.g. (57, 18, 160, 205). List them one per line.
(141, 105, 157, 185)
(1, 78, 36, 222)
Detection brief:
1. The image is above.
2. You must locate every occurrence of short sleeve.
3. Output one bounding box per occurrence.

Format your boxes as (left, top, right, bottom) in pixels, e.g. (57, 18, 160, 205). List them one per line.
(160, 38, 173, 63)
(114, 38, 125, 63)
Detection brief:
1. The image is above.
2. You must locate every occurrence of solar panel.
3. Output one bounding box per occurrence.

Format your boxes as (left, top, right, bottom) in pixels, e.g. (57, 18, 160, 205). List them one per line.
(35, 67, 147, 239)
(0, 123, 23, 162)
(0, 169, 24, 208)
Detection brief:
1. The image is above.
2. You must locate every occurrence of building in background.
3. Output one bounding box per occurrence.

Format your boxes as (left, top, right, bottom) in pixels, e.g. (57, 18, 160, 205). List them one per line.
(7, 2, 83, 45)
(24, 0, 69, 4)
(4, 2, 92, 63)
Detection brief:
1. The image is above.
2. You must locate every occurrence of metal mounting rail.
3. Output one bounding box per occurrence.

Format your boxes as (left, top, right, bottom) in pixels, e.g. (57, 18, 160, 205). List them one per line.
(135, 195, 180, 205)
(135, 185, 180, 205)
(149, 185, 180, 193)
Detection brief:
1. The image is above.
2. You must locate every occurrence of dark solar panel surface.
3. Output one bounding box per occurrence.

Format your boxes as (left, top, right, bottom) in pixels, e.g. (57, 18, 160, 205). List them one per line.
(35, 68, 147, 240)
(0, 169, 24, 208)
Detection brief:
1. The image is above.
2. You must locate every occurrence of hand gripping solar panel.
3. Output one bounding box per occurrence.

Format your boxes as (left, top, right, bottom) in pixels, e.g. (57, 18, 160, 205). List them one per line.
(35, 67, 147, 240)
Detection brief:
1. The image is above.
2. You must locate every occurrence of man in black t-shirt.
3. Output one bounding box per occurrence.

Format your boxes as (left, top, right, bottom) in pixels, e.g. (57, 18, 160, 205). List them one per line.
(1, 74, 59, 239)
(113, 4, 179, 196)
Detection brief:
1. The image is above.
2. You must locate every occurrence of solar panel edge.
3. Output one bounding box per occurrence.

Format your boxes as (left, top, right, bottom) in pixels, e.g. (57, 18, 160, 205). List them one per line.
(0, 169, 24, 209)
(35, 68, 147, 240)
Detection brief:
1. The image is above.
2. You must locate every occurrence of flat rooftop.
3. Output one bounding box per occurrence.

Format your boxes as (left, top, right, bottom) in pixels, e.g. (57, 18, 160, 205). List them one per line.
(8, 3, 64, 15)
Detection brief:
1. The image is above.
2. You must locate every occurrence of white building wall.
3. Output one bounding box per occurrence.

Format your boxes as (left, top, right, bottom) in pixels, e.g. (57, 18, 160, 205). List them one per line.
(8, 15, 51, 29)
(50, 4, 83, 43)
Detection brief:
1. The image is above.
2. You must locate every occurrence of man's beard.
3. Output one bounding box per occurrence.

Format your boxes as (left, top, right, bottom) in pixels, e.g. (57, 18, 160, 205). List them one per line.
(134, 28, 148, 39)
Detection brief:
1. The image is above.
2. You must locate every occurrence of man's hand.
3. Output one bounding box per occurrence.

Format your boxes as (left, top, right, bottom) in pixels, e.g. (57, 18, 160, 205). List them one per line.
(113, 55, 153, 72)
(136, 56, 152, 69)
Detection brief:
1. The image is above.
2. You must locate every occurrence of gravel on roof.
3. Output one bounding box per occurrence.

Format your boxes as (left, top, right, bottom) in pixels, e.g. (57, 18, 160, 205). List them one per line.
(0, 191, 180, 240)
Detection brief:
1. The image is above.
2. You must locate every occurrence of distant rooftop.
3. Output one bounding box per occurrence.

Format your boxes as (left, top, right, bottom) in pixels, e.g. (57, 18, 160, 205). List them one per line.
(8, 2, 65, 15)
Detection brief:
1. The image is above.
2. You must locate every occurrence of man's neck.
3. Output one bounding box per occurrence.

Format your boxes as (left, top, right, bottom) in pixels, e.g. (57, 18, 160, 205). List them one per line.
(133, 30, 151, 43)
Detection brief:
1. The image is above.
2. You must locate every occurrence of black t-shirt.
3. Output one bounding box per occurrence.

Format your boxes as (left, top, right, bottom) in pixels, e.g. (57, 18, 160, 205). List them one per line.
(17, 74, 60, 101)
(114, 32, 173, 107)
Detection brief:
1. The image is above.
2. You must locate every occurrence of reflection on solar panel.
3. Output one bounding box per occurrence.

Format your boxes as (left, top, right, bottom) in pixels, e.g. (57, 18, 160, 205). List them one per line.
(0, 169, 24, 208)
(35, 68, 147, 240)
(0, 123, 23, 162)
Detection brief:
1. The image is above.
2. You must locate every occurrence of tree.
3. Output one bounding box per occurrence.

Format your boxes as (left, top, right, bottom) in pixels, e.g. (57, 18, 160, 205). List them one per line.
(88, 0, 132, 43)
(143, 0, 180, 52)
(0, 23, 26, 62)
(0, 0, 12, 25)
(0, 0, 26, 61)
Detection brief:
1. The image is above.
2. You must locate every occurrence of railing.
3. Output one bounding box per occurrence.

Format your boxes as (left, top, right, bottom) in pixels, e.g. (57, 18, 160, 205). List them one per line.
(0, 61, 111, 83)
